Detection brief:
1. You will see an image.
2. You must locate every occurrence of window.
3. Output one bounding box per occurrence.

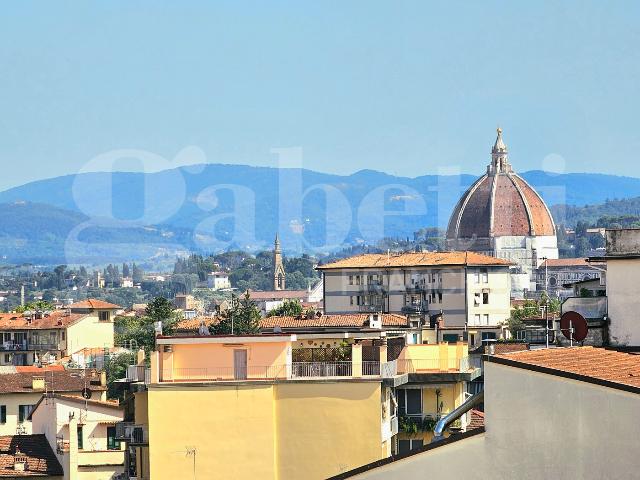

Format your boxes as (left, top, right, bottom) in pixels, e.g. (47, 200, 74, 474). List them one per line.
(348, 275, 353, 285)
(398, 439, 424, 454)
(18, 405, 34, 423)
(482, 332, 497, 340)
(3, 354, 9, 363)
(438, 292, 443, 303)
(483, 314, 489, 325)
(474, 293, 481, 306)
(474, 271, 480, 284)
(482, 292, 489, 305)
(0, 405, 5, 424)
(77, 426, 83, 450)
(107, 426, 120, 450)
(98, 311, 111, 321)
(350, 296, 354, 306)
(474, 314, 481, 325)
(481, 268, 488, 283)
(61, 331, 65, 341)
(397, 389, 422, 416)
(443, 334, 458, 343)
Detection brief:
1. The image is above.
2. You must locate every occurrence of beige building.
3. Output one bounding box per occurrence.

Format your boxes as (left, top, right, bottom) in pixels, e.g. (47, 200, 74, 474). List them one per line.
(31, 394, 125, 480)
(0, 299, 119, 366)
(0, 369, 107, 437)
(317, 251, 512, 346)
(331, 346, 640, 480)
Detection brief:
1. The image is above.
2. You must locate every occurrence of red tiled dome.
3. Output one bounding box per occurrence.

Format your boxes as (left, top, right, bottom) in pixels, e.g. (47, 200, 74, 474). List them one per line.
(447, 129, 555, 240)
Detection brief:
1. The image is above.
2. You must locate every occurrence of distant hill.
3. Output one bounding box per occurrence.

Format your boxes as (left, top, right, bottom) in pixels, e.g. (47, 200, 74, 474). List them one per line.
(551, 196, 640, 227)
(0, 164, 639, 262)
(0, 202, 192, 264)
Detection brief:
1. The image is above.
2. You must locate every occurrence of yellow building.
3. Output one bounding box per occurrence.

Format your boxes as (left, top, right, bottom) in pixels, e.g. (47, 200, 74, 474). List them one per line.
(0, 299, 119, 366)
(118, 331, 478, 479)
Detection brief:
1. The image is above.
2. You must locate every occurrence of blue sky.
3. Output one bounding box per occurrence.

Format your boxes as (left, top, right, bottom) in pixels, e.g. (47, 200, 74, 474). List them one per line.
(0, 1, 639, 190)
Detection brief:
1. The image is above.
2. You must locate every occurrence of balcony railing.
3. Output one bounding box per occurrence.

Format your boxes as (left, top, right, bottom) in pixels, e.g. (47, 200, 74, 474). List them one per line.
(291, 362, 352, 378)
(401, 302, 429, 314)
(0, 342, 28, 351)
(397, 357, 470, 374)
(358, 304, 384, 313)
(163, 365, 288, 382)
(405, 285, 427, 294)
(126, 365, 151, 384)
(156, 360, 402, 383)
(0, 342, 61, 352)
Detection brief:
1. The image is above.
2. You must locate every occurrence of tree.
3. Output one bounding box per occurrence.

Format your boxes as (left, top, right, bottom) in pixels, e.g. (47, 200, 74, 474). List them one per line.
(15, 300, 55, 313)
(145, 297, 175, 324)
(122, 263, 131, 278)
(104, 352, 136, 400)
(267, 299, 304, 317)
(211, 292, 261, 335)
(132, 263, 144, 283)
(115, 296, 181, 355)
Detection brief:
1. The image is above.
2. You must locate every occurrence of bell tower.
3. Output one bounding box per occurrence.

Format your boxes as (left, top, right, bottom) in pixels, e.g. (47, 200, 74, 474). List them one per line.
(273, 233, 286, 290)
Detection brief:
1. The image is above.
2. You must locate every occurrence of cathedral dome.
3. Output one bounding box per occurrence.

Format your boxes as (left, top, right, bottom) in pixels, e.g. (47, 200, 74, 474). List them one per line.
(446, 128, 556, 240)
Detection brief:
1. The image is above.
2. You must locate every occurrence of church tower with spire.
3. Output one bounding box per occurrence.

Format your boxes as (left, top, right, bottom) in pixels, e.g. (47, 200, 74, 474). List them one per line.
(273, 233, 286, 290)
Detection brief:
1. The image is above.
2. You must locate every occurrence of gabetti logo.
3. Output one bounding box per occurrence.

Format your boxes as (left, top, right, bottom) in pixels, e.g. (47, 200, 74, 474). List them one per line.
(64, 144, 567, 264)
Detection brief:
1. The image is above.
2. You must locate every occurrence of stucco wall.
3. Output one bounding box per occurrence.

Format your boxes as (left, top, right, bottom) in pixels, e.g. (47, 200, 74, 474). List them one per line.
(607, 258, 640, 346)
(66, 313, 114, 355)
(349, 361, 640, 480)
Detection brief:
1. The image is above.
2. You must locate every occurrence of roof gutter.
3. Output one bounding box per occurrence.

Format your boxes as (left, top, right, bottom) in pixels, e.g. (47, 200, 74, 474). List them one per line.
(432, 390, 484, 442)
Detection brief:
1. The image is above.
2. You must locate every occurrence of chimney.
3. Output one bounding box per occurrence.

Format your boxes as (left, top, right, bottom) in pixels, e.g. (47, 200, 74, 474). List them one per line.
(32, 376, 45, 390)
(100, 370, 107, 387)
(13, 448, 27, 472)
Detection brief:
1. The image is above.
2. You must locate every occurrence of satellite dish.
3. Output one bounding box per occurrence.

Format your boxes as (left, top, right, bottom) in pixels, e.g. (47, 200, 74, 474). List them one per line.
(82, 387, 92, 399)
(560, 311, 588, 342)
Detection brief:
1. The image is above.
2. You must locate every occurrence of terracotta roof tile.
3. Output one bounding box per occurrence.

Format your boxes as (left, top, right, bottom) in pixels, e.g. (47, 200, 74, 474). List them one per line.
(0, 434, 63, 477)
(317, 251, 512, 270)
(68, 299, 121, 310)
(0, 370, 106, 394)
(0, 311, 86, 331)
(468, 409, 485, 431)
(261, 314, 408, 329)
(175, 317, 220, 332)
(540, 258, 589, 267)
(494, 346, 640, 388)
(247, 290, 309, 300)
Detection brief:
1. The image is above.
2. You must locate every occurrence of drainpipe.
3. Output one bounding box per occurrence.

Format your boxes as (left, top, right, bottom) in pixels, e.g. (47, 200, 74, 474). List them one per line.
(432, 390, 484, 442)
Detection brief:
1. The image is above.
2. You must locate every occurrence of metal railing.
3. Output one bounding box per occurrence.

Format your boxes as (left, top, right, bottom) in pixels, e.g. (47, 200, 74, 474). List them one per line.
(291, 361, 352, 378)
(126, 365, 150, 384)
(362, 361, 380, 376)
(358, 304, 384, 313)
(0, 342, 28, 351)
(158, 360, 403, 383)
(401, 302, 429, 314)
(397, 357, 470, 374)
(162, 365, 287, 382)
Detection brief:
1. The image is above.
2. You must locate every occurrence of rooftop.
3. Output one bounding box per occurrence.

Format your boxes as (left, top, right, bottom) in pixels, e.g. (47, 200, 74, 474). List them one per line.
(490, 346, 640, 390)
(539, 258, 590, 268)
(0, 434, 63, 478)
(29, 393, 122, 420)
(0, 311, 87, 331)
(261, 314, 408, 329)
(0, 370, 106, 394)
(247, 289, 309, 300)
(68, 299, 121, 310)
(317, 251, 512, 270)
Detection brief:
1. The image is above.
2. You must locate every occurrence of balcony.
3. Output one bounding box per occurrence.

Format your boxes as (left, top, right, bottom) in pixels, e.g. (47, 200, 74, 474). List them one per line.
(365, 283, 387, 294)
(358, 304, 384, 313)
(125, 365, 151, 384)
(405, 285, 427, 294)
(78, 450, 125, 467)
(397, 357, 470, 374)
(0, 341, 61, 352)
(401, 302, 429, 315)
(157, 360, 401, 383)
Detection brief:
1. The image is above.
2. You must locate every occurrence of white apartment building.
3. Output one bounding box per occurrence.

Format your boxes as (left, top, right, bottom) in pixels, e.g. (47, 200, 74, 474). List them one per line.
(207, 272, 231, 290)
(317, 251, 512, 345)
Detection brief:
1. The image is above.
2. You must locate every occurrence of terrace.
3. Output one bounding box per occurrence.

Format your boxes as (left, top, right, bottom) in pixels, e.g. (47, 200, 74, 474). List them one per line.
(148, 334, 478, 384)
